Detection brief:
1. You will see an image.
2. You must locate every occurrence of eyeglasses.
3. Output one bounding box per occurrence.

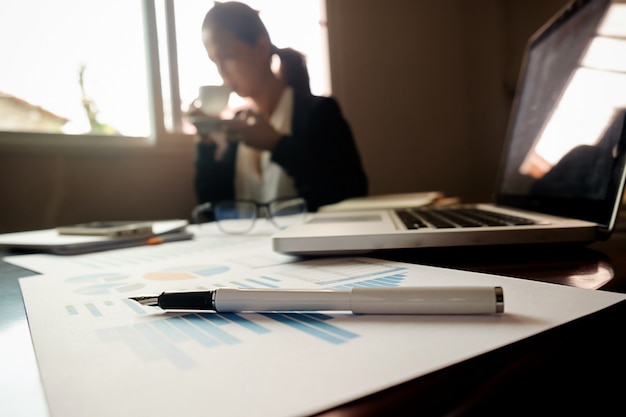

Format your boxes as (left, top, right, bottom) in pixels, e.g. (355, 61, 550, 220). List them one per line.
(191, 197, 308, 234)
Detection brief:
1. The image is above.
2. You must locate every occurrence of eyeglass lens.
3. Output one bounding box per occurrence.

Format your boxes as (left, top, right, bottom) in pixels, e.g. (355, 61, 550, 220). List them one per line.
(268, 199, 307, 229)
(214, 201, 258, 234)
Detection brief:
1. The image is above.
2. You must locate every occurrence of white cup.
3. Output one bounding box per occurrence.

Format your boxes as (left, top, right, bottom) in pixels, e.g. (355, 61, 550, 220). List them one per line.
(197, 85, 231, 116)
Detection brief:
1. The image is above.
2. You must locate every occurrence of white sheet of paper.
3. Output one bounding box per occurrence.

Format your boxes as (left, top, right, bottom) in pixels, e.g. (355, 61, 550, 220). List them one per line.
(18, 230, 626, 417)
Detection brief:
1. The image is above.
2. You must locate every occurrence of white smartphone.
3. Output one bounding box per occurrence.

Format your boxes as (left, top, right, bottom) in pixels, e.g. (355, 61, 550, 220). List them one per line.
(56, 221, 154, 237)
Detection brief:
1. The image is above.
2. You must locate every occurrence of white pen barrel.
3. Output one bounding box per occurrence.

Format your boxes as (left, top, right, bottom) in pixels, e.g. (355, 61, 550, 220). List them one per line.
(214, 288, 351, 312)
(350, 287, 503, 314)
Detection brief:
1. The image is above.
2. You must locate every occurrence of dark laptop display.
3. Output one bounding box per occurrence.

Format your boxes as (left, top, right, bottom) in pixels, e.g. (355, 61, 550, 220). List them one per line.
(496, 0, 626, 234)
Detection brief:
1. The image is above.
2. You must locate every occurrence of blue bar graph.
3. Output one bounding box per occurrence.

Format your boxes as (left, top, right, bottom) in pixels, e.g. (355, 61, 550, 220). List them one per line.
(122, 298, 148, 315)
(114, 326, 162, 362)
(260, 313, 358, 345)
(151, 318, 189, 343)
(182, 315, 240, 345)
(318, 267, 408, 286)
(245, 278, 280, 288)
(85, 303, 102, 317)
(167, 316, 221, 348)
(97, 310, 360, 369)
(133, 322, 197, 369)
(217, 313, 271, 335)
(259, 276, 281, 282)
(228, 275, 281, 288)
(331, 272, 407, 290)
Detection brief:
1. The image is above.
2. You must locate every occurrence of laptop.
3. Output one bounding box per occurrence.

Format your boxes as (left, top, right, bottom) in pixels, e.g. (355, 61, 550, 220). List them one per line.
(273, 0, 626, 256)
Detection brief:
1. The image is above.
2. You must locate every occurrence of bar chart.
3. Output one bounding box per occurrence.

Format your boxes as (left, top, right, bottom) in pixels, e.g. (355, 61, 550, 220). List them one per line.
(61, 259, 409, 369)
(96, 310, 359, 369)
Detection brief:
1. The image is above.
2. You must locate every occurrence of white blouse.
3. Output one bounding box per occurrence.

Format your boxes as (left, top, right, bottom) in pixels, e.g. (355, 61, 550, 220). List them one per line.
(234, 87, 297, 203)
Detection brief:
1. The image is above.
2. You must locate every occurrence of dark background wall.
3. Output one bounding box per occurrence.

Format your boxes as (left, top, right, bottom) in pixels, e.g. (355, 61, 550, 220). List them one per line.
(0, 0, 566, 233)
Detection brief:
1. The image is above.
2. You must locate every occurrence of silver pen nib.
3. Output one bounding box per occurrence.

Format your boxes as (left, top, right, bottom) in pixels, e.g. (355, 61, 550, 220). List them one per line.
(129, 295, 159, 306)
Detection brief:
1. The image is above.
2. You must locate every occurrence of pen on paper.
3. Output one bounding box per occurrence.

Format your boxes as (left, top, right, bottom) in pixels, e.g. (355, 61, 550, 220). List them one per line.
(129, 286, 504, 315)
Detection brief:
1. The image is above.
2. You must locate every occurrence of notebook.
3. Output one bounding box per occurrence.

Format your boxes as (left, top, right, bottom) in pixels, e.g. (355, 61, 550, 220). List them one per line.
(273, 0, 626, 256)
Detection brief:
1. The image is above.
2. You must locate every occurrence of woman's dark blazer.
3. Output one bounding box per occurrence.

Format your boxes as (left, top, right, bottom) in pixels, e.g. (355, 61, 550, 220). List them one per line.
(194, 92, 368, 211)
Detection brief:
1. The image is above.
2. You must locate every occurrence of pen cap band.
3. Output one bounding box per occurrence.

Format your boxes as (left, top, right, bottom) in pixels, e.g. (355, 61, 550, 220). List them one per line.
(350, 287, 503, 315)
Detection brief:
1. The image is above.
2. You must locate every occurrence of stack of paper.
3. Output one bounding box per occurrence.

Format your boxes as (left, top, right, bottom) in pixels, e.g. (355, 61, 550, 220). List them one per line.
(11, 224, 625, 417)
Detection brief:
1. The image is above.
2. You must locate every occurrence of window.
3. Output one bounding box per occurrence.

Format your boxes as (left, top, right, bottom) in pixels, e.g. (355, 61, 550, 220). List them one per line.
(0, 0, 328, 143)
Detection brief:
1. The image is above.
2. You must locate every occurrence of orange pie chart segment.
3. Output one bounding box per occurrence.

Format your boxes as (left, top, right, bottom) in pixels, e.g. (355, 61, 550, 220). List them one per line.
(143, 265, 231, 281)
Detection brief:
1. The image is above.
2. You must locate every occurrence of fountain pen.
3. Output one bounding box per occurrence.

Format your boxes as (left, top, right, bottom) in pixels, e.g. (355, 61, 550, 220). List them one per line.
(129, 286, 504, 315)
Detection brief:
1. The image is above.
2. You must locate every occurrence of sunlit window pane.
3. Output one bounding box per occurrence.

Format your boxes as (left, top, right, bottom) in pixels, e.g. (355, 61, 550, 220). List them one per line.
(0, 0, 150, 136)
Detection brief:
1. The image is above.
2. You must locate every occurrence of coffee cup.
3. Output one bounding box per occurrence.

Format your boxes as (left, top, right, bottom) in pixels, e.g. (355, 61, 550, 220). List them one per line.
(196, 84, 231, 116)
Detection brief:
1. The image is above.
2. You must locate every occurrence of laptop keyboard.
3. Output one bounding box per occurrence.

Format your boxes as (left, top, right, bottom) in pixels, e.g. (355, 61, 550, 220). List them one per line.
(396, 207, 538, 229)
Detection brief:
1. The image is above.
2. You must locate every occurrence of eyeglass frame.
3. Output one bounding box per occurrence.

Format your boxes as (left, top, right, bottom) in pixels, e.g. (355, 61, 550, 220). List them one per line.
(191, 197, 308, 234)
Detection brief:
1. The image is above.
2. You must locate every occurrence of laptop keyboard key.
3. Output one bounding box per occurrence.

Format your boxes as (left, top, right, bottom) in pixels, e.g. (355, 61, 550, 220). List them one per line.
(396, 210, 427, 229)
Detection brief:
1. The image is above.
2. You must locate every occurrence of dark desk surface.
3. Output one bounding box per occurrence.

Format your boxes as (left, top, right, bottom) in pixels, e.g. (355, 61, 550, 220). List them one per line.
(3, 215, 626, 417)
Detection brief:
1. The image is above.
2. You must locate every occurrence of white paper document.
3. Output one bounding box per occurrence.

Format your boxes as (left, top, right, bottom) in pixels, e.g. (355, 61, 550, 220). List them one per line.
(18, 231, 626, 417)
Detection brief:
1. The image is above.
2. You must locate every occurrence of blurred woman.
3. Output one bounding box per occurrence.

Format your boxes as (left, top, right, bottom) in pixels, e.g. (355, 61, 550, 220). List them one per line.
(194, 1, 368, 211)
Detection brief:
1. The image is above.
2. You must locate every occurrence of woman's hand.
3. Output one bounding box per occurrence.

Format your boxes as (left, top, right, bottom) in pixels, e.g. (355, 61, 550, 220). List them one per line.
(225, 110, 282, 151)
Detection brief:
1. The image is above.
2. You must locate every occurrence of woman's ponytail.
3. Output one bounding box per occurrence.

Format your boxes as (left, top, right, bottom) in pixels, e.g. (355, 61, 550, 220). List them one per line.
(274, 47, 311, 96)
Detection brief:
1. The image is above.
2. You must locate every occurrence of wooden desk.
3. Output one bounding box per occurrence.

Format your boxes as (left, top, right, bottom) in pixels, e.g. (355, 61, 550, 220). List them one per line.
(315, 217, 626, 416)
(2, 219, 626, 417)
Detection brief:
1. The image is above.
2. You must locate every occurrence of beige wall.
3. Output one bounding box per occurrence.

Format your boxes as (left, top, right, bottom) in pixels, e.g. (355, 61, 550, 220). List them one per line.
(0, 145, 196, 233)
(326, 0, 565, 199)
(0, 0, 566, 234)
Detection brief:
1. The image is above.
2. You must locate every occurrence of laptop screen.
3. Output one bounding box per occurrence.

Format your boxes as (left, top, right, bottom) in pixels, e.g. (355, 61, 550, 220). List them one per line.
(495, 0, 626, 232)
